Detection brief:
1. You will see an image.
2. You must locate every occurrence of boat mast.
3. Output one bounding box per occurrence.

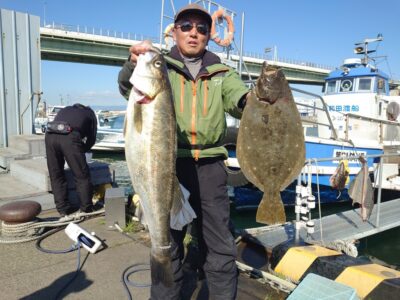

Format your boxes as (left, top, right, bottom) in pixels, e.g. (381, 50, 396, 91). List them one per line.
(354, 34, 383, 66)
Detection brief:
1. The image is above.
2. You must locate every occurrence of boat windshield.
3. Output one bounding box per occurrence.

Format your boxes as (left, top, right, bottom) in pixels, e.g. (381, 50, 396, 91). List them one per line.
(358, 78, 372, 91)
(110, 115, 125, 129)
(325, 76, 375, 95)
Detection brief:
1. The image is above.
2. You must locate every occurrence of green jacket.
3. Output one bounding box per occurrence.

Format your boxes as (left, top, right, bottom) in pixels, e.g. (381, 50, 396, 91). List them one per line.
(118, 46, 249, 159)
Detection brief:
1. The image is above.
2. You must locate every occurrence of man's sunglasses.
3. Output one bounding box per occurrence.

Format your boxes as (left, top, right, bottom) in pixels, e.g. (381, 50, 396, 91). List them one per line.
(175, 21, 209, 35)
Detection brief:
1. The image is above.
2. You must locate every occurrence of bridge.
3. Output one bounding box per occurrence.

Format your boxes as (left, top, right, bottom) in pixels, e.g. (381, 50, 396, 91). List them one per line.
(39, 24, 333, 85)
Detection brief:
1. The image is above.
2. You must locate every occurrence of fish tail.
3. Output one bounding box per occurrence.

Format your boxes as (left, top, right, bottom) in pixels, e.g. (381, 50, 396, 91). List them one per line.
(150, 252, 174, 287)
(256, 191, 286, 225)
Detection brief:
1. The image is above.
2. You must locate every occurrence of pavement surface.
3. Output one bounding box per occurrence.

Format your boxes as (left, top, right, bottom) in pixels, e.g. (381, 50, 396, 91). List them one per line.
(0, 209, 283, 300)
(0, 210, 152, 300)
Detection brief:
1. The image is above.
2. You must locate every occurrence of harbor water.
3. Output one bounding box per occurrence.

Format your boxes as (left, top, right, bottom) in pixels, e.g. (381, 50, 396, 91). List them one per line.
(93, 151, 400, 269)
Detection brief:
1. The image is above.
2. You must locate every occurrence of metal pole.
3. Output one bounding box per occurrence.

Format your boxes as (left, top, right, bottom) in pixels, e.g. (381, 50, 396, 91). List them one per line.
(159, 0, 165, 48)
(376, 158, 383, 227)
(238, 12, 244, 77)
(295, 174, 301, 242)
(43, 1, 46, 26)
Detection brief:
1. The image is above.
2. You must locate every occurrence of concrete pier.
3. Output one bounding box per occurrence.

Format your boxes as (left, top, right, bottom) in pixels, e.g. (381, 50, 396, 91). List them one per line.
(0, 210, 275, 300)
(0, 134, 114, 210)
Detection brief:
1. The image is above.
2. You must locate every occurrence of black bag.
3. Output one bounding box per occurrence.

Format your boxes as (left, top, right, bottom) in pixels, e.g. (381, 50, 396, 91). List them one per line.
(46, 121, 72, 134)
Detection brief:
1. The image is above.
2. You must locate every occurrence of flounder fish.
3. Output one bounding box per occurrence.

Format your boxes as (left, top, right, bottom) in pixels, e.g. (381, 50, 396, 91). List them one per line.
(237, 62, 305, 224)
(348, 156, 374, 221)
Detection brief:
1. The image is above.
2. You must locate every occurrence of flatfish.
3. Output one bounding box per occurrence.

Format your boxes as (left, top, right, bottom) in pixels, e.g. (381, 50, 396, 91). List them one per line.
(348, 156, 374, 221)
(237, 62, 305, 224)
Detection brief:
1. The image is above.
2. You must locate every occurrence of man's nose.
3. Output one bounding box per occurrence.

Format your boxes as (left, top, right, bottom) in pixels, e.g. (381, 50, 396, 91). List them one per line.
(189, 23, 200, 35)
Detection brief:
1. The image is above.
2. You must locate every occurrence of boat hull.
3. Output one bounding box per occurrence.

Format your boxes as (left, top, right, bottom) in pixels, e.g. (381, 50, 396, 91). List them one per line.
(230, 138, 383, 208)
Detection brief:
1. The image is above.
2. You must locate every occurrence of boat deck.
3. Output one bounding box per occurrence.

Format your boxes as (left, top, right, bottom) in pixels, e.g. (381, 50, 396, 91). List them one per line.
(246, 198, 400, 250)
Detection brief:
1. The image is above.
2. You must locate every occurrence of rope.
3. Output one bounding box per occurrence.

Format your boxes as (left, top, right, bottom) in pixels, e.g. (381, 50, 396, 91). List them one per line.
(325, 240, 358, 257)
(0, 209, 104, 244)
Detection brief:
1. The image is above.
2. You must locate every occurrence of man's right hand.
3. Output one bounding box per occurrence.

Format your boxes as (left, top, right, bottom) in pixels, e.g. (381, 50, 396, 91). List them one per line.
(129, 40, 153, 64)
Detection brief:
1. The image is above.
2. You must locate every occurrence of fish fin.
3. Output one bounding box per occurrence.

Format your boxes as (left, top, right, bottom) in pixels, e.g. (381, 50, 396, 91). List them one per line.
(256, 191, 286, 225)
(150, 253, 174, 287)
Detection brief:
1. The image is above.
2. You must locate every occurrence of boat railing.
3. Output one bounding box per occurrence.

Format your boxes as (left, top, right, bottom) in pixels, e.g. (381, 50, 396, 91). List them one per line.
(302, 152, 400, 231)
(291, 87, 338, 140)
(344, 113, 400, 144)
(292, 88, 400, 145)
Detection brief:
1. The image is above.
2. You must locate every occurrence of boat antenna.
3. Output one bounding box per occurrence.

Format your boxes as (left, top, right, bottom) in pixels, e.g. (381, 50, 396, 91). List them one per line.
(353, 34, 383, 66)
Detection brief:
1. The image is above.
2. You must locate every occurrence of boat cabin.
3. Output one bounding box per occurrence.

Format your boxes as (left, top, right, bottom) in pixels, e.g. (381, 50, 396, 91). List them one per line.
(323, 58, 390, 97)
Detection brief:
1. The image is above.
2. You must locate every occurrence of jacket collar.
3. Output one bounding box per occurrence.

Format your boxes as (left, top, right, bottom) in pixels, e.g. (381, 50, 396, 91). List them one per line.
(166, 46, 224, 79)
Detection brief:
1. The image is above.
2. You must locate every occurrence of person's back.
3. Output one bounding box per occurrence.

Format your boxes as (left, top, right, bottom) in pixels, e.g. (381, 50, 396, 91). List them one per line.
(53, 104, 97, 151)
(45, 103, 98, 219)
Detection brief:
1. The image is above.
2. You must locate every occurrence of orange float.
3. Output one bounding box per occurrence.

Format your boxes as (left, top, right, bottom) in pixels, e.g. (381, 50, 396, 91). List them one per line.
(210, 9, 234, 47)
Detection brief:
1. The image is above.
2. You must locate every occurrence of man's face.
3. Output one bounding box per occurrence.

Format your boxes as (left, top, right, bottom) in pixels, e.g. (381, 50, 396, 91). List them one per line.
(173, 14, 210, 58)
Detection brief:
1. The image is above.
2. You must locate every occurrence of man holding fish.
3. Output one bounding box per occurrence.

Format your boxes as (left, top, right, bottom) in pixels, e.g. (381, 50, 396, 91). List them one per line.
(118, 3, 249, 299)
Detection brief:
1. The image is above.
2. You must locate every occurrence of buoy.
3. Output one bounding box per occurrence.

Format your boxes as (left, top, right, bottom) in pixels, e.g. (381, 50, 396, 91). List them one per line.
(210, 9, 234, 47)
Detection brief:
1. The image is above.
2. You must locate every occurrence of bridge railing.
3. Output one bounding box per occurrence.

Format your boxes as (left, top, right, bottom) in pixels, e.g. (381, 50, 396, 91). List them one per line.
(43, 22, 159, 44)
(42, 22, 334, 70)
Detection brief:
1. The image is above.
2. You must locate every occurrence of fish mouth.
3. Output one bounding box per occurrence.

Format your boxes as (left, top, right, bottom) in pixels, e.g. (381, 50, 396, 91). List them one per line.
(132, 85, 152, 104)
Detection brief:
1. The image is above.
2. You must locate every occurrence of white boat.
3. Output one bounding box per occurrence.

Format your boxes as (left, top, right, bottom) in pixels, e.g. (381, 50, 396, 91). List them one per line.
(300, 35, 400, 189)
(93, 112, 125, 151)
(231, 35, 400, 206)
(34, 105, 66, 134)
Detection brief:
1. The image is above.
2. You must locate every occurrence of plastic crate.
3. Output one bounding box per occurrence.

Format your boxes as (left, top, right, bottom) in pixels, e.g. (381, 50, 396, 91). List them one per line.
(287, 273, 359, 300)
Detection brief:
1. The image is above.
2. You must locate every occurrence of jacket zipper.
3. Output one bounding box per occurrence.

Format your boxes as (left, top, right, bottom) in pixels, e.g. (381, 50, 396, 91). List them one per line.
(187, 69, 229, 161)
(191, 81, 199, 160)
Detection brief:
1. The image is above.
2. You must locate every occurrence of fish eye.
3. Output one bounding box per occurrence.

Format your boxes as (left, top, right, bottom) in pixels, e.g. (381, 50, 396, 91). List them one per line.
(154, 60, 162, 68)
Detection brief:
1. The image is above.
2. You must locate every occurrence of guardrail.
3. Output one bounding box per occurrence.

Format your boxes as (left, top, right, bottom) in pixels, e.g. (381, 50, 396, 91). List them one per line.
(42, 22, 335, 70)
(303, 152, 400, 228)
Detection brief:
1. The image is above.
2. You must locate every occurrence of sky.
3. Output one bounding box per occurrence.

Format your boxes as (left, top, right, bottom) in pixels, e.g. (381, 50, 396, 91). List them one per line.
(1, 0, 399, 108)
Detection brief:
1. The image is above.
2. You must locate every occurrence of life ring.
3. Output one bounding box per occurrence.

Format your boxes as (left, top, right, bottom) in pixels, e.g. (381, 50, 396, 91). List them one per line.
(210, 9, 234, 47)
(163, 23, 175, 47)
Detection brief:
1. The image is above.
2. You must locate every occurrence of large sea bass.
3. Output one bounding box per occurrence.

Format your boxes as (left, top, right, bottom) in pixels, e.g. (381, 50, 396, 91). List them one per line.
(125, 47, 182, 286)
(237, 62, 305, 224)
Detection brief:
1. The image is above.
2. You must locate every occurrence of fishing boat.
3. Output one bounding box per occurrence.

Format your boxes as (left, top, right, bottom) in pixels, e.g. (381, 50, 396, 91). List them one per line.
(93, 111, 125, 151)
(231, 35, 400, 207)
(34, 105, 66, 134)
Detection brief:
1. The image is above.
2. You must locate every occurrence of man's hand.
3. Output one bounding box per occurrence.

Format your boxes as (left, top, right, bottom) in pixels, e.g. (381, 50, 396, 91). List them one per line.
(129, 40, 153, 64)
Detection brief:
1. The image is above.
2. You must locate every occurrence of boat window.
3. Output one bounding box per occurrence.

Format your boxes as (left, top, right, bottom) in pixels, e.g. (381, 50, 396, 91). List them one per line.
(339, 78, 354, 92)
(110, 115, 125, 129)
(326, 80, 337, 94)
(377, 78, 386, 94)
(358, 78, 372, 91)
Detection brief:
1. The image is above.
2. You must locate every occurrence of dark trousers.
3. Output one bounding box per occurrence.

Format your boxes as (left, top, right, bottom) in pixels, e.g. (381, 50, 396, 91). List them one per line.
(151, 157, 238, 300)
(45, 131, 93, 215)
